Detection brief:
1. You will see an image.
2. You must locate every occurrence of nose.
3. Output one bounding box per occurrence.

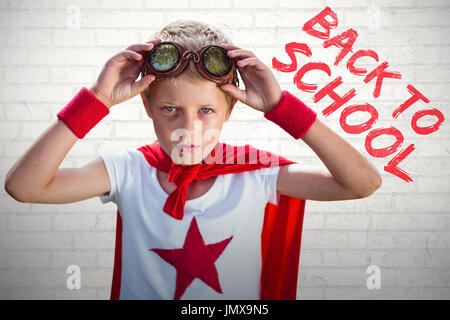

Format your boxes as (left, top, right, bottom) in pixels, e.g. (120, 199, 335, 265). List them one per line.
(178, 111, 203, 143)
(180, 111, 198, 131)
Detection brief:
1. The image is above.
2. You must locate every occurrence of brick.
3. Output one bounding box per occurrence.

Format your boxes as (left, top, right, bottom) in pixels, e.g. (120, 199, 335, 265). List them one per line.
(100, 0, 144, 9)
(97, 287, 111, 300)
(307, 199, 356, 213)
(0, 194, 32, 213)
(21, 122, 51, 139)
(0, 84, 75, 102)
(0, 251, 6, 268)
(303, 213, 324, 229)
(0, 29, 4, 46)
(6, 29, 51, 47)
(0, 270, 34, 287)
(74, 232, 115, 249)
(96, 212, 117, 231)
(145, 0, 188, 8)
(105, 101, 140, 120)
(81, 269, 112, 287)
(0, 233, 71, 249)
(0, 216, 6, 231)
(324, 0, 369, 8)
(82, 10, 164, 28)
(373, 214, 450, 230)
(417, 177, 450, 193)
(397, 269, 450, 287)
(229, 28, 278, 46)
(27, 47, 112, 66)
(368, 230, 450, 249)
(298, 249, 322, 266)
(414, 65, 450, 82)
(53, 287, 98, 299)
(369, 0, 416, 6)
(371, 214, 416, 230)
(6, 251, 51, 268)
(4, 103, 53, 121)
(166, 11, 253, 28)
(31, 270, 67, 288)
(228, 104, 261, 121)
(323, 287, 373, 300)
(300, 266, 396, 286)
(386, 9, 450, 27)
(355, 195, 396, 213)
(278, 0, 327, 8)
(115, 121, 156, 139)
(8, 214, 52, 231)
(302, 230, 356, 249)
(0, 11, 63, 28)
(377, 176, 418, 194)
(255, 10, 322, 28)
(54, 213, 97, 231)
(98, 250, 114, 268)
(235, 0, 277, 8)
(190, 0, 232, 8)
(97, 29, 144, 47)
(323, 250, 369, 266)
(50, 67, 93, 83)
(297, 287, 325, 299)
(0, 1, 99, 9)
(52, 251, 96, 268)
(371, 249, 450, 268)
(325, 213, 370, 229)
(369, 287, 450, 300)
(8, 288, 54, 299)
(415, 27, 450, 45)
(0, 122, 19, 139)
(0, 48, 27, 65)
(52, 29, 96, 46)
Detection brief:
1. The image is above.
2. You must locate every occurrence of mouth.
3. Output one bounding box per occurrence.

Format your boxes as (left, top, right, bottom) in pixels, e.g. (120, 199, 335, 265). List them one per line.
(176, 144, 201, 151)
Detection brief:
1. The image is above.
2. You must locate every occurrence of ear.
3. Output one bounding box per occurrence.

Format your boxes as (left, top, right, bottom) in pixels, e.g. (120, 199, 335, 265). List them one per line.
(140, 92, 152, 119)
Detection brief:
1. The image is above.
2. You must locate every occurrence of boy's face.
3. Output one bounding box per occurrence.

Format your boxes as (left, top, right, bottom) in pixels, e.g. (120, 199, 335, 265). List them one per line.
(140, 73, 234, 165)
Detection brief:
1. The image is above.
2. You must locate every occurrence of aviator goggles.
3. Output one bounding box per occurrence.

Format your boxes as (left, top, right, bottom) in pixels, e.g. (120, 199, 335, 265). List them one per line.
(141, 41, 240, 87)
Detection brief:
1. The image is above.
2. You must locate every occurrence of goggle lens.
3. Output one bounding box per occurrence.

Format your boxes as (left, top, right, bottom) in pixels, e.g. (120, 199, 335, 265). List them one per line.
(203, 47, 232, 77)
(150, 43, 179, 72)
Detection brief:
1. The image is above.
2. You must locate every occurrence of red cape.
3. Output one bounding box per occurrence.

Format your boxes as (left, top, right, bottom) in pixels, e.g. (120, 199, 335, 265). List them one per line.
(110, 140, 306, 300)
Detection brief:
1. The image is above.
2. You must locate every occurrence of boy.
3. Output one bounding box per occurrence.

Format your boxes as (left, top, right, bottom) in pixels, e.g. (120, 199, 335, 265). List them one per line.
(4, 20, 382, 300)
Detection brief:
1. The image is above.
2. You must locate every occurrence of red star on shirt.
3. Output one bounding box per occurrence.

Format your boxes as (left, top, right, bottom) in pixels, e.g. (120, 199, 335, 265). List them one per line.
(150, 217, 233, 300)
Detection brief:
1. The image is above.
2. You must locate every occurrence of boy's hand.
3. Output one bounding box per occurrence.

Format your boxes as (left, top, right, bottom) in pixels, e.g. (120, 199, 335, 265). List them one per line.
(89, 39, 162, 108)
(220, 44, 283, 113)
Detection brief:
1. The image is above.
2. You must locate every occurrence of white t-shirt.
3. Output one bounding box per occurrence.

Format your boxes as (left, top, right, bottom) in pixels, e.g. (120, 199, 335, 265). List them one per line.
(99, 148, 281, 300)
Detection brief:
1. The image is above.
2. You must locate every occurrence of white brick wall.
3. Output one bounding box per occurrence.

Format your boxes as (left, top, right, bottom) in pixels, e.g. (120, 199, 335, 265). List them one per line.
(0, 0, 449, 300)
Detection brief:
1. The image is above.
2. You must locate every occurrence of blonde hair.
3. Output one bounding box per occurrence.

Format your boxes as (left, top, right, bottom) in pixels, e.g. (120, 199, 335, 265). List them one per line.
(142, 20, 239, 115)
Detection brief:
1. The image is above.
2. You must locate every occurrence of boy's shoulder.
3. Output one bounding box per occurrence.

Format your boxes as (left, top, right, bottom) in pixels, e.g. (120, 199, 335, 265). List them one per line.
(99, 148, 147, 172)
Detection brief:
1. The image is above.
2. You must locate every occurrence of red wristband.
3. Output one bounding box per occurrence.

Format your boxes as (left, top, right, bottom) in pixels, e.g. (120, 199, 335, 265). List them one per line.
(57, 87, 110, 139)
(264, 90, 317, 139)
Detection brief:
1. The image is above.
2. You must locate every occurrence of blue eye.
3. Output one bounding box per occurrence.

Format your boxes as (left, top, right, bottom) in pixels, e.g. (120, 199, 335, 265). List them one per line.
(162, 106, 213, 114)
(201, 108, 213, 114)
(163, 106, 177, 113)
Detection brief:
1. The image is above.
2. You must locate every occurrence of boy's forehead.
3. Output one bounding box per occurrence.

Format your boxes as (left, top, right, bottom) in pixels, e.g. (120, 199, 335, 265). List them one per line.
(153, 78, 226, 106)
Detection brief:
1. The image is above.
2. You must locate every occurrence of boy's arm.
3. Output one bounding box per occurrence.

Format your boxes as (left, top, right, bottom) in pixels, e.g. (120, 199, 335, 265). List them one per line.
(4, 102, 111, 204)
(4, 40, 161, 204)
(218, 45, 381, 201)
(276, 118, 382, 201)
